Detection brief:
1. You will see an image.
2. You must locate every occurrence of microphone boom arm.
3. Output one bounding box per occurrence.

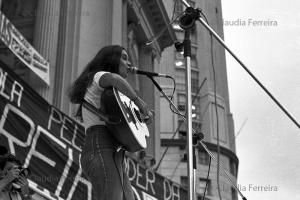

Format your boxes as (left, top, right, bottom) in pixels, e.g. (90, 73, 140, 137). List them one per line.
(197, 15, 300, 129)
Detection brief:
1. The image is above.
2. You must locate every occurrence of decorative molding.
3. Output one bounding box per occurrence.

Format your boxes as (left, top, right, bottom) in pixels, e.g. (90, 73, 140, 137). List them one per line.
(127, 0, 176, 56)
(161, 138, 239, 166)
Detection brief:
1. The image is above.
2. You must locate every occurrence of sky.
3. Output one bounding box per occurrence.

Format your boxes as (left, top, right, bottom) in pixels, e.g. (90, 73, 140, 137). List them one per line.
(221, 0, 300, 199)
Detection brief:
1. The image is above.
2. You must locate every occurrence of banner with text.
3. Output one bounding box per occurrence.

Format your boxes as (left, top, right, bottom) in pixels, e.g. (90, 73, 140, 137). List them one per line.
(0, 11, 50, 85)
(0, 60, 192, 200)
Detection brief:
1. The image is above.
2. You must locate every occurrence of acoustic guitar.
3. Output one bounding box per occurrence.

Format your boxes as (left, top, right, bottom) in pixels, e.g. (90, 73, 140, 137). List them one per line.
(101, 87, 149, 152)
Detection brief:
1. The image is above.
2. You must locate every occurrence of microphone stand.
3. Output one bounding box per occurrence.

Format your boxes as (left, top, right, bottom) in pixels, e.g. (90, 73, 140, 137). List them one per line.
(144, 2, 300, 200)
(179, 4, 300, 130)
(146, 77, 248, 199)
(146, 73, 197, 200)
(183, 29, 195, 200)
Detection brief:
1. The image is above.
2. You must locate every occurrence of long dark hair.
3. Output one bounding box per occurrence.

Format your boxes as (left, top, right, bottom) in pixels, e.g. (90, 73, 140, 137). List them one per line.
(68, 45, 124, 104)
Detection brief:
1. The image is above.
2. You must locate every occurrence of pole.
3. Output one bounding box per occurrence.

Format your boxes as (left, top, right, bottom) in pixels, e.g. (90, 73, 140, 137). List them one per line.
(183, 29, 194, 200)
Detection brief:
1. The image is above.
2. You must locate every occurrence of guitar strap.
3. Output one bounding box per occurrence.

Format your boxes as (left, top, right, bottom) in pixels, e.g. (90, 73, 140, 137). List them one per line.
(82, 100, 121, 125)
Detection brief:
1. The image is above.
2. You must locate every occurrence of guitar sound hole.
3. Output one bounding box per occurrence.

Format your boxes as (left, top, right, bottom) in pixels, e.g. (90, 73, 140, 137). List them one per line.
(133, 108, 142, 122)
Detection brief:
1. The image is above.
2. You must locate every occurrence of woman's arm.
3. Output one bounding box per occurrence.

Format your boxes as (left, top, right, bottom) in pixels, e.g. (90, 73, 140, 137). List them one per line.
(99, 73, 151, 118)
(99, 73, 138, 100)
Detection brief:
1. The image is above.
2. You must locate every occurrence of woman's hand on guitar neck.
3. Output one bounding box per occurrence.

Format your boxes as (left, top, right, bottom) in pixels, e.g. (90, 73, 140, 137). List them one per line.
(133, 97, 154, 124)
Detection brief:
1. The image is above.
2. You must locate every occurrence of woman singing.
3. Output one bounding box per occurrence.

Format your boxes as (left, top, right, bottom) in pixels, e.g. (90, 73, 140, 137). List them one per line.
(68, 45, 153, 200)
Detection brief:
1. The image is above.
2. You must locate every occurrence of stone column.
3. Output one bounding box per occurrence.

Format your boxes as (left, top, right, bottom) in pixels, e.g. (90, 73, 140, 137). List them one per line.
(30, 0, 60, 103)
(138, 46, 156, 158)
(53, 0, 82, 114)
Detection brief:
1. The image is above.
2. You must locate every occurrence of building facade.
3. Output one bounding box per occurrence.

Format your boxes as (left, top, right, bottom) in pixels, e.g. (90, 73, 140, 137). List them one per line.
(0, 0, 238, 199)
(158, 0, 239, 200)
(0, 0, 174, 199)
(0, 0, 176, 162)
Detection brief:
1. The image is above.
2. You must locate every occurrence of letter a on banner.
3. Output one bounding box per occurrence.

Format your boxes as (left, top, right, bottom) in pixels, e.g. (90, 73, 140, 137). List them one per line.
(0, 11, 50, 85)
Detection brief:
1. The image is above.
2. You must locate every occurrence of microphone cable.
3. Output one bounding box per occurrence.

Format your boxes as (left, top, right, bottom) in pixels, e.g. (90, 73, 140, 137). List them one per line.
(199, 10, 223, 200)
(155, 78, 207, 171)
(199, 10, 247, 200)
(198, 9, 248, 200)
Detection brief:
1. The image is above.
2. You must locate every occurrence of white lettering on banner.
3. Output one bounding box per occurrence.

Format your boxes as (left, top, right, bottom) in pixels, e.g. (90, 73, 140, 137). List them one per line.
(136, 163, 146, 190)
(146, 168, 156, 195)
(61, 117, 75, 145)
(23, 125, 91, 200)
(142, 191, 158, 200)
(136, 163, 156, 195)
(164, 179, 180, 200)
(125, 156, 182, 200)
(164, 179, 171, 200)
(28, 180, 64, 200)
(0, 12, 12, 46)
(48, 107, 82, 151)
(25, 126, 66, 168)
(126, 156, 136, 181)
(132, 187, 142, 200)
(0, 68, 24, 107)
(55, 148, 73, 196)
(172, 184, 180, 200)
(0, 69, 91, 199)
(66, 161, 92, 200)
(72, 123, 81, 151)
(11, 80, 23, 107)
(125, 157, 156, 195)
(48, 106, 61, 129)
(0, 69, 10, 100)
(0, 104, 34, 154)
(0, 99, 181, 200)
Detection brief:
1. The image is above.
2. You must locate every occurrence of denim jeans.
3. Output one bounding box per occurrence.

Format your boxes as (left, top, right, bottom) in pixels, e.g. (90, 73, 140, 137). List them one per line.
(80, 125, 134, 200)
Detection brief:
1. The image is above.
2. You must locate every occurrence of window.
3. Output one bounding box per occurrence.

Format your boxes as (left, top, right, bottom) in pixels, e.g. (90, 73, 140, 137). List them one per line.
(191, 27, 197, 44)
(199, 178, 212, 195)
(181, 153, 187, 162)
(175, 51, 184, 60)
(178, 93, 186, 106)
(178, 131, 186, 150)
(198, 151, 209, 165)
(191, 70, 199, 94)
(230, 159, 237, 177)
(192, 122, 201, 131)
(178, 104, 185, 112)
(175, 70, 185, 91)
(191, 56, 198, 69)
(178, 131, 186, 140)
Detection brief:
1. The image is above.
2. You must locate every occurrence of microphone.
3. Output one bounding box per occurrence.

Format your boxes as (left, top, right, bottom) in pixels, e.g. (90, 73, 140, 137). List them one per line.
(128, 67, 171, 78)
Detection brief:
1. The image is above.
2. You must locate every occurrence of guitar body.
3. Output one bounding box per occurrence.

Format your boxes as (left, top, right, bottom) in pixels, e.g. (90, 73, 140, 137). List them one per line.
(101, 87, 149, 152)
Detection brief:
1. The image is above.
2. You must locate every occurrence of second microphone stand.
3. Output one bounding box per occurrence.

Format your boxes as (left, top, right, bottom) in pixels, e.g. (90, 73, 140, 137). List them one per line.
(146, 70, 197, 200)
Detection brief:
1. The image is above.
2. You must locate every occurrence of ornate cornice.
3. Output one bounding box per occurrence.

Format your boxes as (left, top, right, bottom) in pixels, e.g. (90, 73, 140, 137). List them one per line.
(127, 0, 176, 55)
(161, 138, 239, 167)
